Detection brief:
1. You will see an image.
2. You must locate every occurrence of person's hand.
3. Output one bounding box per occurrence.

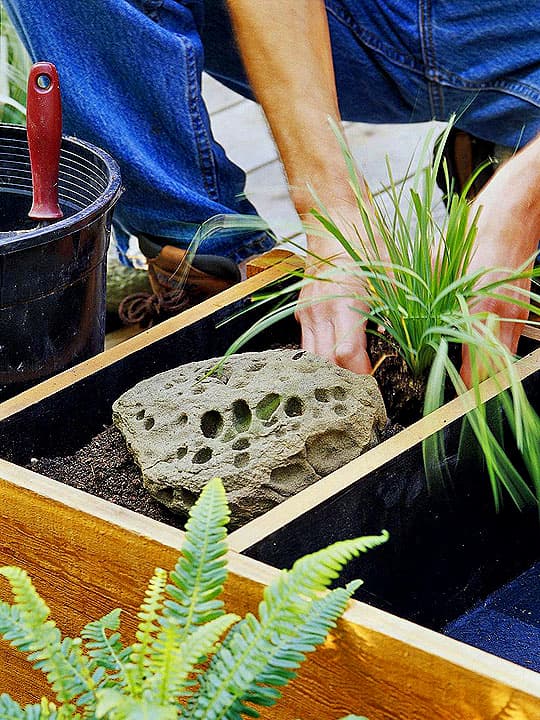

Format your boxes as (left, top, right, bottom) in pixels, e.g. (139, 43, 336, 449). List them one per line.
(295, 242, 372, 374)
(294, 194, 387, 376)
(460, 138, 540, 386)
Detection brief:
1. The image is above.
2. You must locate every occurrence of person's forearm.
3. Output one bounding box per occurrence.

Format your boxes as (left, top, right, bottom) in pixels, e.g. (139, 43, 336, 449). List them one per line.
(226, 1, 360, 229)
(506, 132, 540, 226)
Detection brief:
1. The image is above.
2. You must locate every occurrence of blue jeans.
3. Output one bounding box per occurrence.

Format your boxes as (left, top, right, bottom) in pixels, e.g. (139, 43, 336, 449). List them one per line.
(5, 0, 540, 263)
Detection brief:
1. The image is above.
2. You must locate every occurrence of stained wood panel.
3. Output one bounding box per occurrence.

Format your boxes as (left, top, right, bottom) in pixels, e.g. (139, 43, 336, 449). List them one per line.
(0, 464, 539, 718)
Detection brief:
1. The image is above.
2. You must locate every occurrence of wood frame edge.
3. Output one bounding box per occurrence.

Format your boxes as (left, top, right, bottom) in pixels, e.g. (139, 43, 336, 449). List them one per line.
(0, 252, 303, 421)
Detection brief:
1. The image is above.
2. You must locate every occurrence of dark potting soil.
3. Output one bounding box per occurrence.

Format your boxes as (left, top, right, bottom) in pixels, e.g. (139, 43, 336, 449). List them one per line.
(28, 425, 185, 529)
(367, 334, 426, 426)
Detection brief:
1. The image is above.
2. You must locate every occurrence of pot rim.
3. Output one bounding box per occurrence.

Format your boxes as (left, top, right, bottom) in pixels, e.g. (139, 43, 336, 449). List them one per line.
(0, 123, 123, 255)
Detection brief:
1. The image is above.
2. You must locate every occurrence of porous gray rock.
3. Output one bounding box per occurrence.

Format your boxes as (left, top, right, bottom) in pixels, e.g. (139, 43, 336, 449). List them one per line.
(113, 349, 387, 526)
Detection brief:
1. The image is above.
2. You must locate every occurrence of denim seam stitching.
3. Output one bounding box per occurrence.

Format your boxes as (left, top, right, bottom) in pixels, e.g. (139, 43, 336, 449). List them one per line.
(418, 0, 444, 118)
(430, 72, 540, 108)
(326, 0, 424, 75)
(178, 34, 220, 203)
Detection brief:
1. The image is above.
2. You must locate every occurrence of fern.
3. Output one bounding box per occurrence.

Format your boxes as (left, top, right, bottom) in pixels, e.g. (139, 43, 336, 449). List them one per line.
(185, 532, 388, 720)
(127, 567, 168, 694)
(0, 568, 95, 704)
(164, 477, 230, 631)
(0, 479, 387, 719)
(81, 610, 132, 691)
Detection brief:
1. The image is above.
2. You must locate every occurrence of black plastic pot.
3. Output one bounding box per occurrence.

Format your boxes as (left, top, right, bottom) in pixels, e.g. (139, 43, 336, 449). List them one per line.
(0, 123, 122, 401)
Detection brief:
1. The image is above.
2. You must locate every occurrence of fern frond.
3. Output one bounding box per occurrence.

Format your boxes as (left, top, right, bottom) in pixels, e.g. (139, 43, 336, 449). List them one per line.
(0, 694, 51, 720)
(164, 478, 229, 633)
(185, 534, 387, 720)
(127, 567, 168, 694)
(94, 688, 175, 720)
(148, 612, 239, 705)
(232, 582, 362, 719)
(0, 694, 81, 720)
(273, 533, 388, 604)
(0, 567, 50, 625)
(81, 609, 132, 698)
(0, 568, 95, 704)
(55, 705, 81, 720)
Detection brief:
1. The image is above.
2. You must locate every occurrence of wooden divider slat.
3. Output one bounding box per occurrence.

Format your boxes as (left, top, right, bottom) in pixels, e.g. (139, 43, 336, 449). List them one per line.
(0, 251, 302, 422)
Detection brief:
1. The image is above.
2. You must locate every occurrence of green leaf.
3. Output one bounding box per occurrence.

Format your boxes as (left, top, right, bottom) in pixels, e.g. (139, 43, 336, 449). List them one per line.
(186, 533, 387, 720)
(164, 478, 230, 633)
(126, 567, 168, 696)
(0, 568, 95, 704)
(81, 609, 132, 691)
(149, 612, 239, 704)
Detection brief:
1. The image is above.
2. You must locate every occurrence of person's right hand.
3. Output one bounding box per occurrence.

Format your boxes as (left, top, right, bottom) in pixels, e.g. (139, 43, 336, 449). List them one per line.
(295, 247, 373, 375)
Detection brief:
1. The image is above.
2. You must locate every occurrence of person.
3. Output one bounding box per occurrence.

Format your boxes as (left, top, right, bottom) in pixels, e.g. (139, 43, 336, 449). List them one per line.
(5, 0, 540, 380)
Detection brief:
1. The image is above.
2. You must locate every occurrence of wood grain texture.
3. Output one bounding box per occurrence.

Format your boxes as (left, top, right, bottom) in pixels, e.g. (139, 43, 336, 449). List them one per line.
(0, 464, 539, 718)
(523, 324, 540, 342)
(245, 248, 296, 277)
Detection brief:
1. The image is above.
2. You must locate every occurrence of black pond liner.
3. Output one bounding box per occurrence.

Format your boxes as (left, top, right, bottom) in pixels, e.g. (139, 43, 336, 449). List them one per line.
(0, 123, 122, 401)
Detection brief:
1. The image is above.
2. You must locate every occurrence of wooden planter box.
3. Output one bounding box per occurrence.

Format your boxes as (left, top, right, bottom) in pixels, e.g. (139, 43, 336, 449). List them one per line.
(1, 251, 539, 717)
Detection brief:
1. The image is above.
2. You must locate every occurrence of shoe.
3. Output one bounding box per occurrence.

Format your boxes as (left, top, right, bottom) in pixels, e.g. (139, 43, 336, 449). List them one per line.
(118, 234, 241, 327)
(434, 127, 497, 202)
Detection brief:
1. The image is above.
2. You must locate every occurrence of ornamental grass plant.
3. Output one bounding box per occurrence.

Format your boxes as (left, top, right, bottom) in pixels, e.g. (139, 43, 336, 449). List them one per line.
(222, 122, 540, 512)
(0, 3, 30, 124)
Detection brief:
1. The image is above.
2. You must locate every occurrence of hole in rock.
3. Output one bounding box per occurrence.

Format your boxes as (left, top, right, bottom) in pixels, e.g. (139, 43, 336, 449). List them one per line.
(176, 447, 187, 459)
(232, 437, 250, 450)
(177, 413, 188, 427)
(314, 388, 329, 402)
(256, 393, 281, 421)
(178, 487, 198, 508)
(333, 404, 347, 416)
(136, 409, 146, 420)
(270, 462, 312, 486)
(247, 360, 266, 372)
(284, 397, 304, 417)
(234, 452, 250, 468)
(155, 487, 174, 505)
(201, 410, 223, 438)
(333, 386, 347, 400)
(193, 447, 213, 464)
(144, 417, 155, 430)
(232, 399, 252, 432)
(306, 430, 358, 475)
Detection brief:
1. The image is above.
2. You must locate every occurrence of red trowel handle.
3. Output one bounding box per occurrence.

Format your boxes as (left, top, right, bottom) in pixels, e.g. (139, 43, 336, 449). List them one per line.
(27, 62, 63, 220)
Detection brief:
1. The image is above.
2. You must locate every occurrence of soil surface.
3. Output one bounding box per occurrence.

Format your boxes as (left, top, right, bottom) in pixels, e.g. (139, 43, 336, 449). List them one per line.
(28, 426, 185, 529)
(368, 334, 427, 426)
